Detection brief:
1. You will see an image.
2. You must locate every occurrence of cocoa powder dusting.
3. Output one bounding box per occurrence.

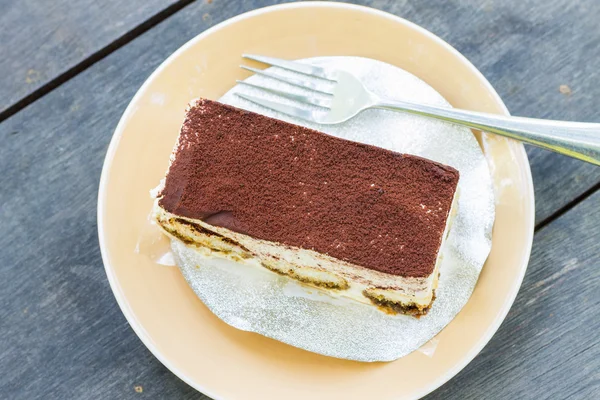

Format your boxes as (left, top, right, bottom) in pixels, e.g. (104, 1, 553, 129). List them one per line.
(158, 99, 459, 277)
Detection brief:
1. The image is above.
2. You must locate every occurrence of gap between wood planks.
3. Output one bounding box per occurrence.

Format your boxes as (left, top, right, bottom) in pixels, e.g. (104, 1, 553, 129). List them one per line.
(535, 180, 600, 233)
(0, 0, 196, 123)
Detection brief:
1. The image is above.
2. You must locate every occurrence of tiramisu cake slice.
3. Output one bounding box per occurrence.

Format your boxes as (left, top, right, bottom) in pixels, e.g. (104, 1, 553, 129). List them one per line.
(153, 99, 459, 316)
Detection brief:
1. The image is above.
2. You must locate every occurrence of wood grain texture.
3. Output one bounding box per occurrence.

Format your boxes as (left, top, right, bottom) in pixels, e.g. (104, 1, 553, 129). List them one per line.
(0, 0, 184, 115)
(426, 190, 600, 400)
(0, 0, 599, 399)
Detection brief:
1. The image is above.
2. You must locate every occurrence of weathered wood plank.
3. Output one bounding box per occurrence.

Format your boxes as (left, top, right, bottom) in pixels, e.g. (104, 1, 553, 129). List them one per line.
(0, 0, 185, 115)
(526, 147, 600, 225)
(426, 190, 600, 399)
(0, 0, 599, 399)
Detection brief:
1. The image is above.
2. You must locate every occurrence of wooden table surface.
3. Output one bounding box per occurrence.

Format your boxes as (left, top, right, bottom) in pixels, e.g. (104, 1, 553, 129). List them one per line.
(1, 0, 598, 398)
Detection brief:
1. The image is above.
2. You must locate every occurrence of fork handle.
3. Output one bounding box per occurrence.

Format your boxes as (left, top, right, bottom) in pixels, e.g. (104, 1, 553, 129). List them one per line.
(375, 99, 600, 166)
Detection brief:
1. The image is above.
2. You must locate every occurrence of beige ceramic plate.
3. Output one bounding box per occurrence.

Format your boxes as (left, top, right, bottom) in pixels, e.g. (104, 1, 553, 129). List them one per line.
(98, 3, 534, 399)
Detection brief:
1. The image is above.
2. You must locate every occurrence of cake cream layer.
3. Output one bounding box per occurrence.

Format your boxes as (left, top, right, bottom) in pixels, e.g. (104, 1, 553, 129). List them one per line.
(154, 190, 458, 314)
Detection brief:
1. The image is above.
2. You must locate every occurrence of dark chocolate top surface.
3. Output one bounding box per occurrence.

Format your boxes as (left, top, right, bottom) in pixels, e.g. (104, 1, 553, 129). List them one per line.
(158, 99, 459, 277)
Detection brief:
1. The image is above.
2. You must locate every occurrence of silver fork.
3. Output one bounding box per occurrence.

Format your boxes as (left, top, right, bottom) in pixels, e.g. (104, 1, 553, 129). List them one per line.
(237, 54, 600, 166)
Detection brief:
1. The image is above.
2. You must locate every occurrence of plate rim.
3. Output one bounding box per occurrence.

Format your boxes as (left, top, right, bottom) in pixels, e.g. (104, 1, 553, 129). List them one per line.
(97, 2, 535, 399)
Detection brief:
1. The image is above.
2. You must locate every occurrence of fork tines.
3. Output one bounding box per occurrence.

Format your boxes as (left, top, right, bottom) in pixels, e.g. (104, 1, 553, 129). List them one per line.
(242, 54, 337, 81)
(237, 54, 340, 109)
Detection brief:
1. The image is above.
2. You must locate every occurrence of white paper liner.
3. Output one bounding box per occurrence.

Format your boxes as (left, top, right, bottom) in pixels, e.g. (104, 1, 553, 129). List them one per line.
(168, 56, 495, 362)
